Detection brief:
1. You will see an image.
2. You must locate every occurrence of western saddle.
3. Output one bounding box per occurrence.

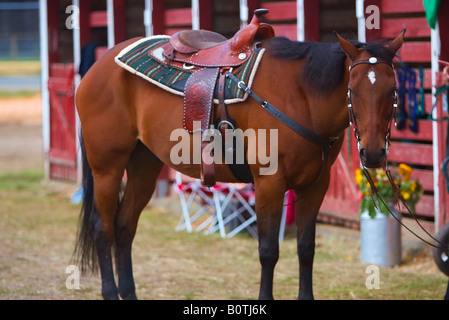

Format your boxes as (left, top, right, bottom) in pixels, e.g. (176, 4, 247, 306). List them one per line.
(160, 9, 275, 186)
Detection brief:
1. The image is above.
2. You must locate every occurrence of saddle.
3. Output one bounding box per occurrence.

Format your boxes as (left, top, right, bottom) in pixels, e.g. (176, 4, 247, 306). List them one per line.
(159, 9, 274, 187)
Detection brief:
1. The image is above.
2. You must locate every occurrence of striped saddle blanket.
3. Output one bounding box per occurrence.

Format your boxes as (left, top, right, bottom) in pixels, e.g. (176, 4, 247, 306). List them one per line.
(114, 36, 265, 105)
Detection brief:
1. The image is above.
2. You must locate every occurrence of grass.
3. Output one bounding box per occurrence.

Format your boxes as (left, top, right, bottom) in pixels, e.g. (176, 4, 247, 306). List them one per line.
(0, 171, 447, 300)
(0, 171, 43, 191)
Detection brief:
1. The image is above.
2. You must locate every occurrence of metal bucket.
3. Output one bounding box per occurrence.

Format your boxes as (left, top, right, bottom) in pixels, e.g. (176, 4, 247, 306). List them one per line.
(360, 207, 402, 267)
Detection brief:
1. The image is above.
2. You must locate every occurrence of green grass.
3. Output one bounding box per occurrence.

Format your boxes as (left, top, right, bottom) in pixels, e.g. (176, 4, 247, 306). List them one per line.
(0, 171, 44, 191)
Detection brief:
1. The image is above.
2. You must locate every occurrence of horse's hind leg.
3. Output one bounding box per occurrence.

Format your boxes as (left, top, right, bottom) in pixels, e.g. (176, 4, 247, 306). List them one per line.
(83, 133, 136, 300)
(91, 157, 131, 300)
(115, 141, 163, 300)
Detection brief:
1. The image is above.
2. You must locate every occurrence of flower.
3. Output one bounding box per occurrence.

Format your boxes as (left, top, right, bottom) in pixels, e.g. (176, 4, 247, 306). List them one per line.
(356, 164, 423, 218)
(398, 163, 413, 181)
(355, 168, 363, 186)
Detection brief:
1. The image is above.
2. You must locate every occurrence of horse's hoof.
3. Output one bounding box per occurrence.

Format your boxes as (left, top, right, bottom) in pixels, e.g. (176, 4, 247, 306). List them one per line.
(120, 292, 138, 300)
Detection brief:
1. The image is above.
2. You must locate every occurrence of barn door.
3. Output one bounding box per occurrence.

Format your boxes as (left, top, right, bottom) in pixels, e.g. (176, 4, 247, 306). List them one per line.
(320, 131, 361, 227)
(47, 64, 77, 182)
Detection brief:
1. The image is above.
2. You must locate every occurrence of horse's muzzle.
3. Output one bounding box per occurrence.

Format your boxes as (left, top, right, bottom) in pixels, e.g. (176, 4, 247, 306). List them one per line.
(359, 148, 386, 168)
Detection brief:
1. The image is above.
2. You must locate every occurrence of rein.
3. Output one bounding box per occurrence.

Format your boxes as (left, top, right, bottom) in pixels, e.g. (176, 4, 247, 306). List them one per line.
(348, 57, 448, 251)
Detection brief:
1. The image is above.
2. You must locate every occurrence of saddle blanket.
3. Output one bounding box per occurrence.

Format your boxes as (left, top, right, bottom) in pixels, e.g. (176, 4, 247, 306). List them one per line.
(114, 35, 265, 105)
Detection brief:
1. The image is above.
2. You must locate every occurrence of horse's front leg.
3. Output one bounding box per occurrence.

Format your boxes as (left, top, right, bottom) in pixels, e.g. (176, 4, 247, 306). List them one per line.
(295, 173, 331, 300)
(254, 180, 285, 300)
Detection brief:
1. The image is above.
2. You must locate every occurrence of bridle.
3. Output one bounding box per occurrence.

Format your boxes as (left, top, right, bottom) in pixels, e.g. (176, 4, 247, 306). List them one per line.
(348, 57, 449, 251)
(346, 56, 398, 161)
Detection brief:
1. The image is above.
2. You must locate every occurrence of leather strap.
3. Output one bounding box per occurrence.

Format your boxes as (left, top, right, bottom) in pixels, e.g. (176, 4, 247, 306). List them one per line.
(184, 67, 220, 132)
(201, 139, 216, 187)
(184, 67, 220, 186)
(217, 70, 229, 136)
(226, 72, 334, 150)
(348, 57, 393, 71)
(226, 71, 337, 192)
(216, 69, 254, 183)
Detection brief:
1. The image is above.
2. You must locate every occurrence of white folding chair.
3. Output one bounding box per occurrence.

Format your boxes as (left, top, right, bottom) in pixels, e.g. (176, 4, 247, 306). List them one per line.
(173, 172, 287, 241)
(173, 172, 226, 236)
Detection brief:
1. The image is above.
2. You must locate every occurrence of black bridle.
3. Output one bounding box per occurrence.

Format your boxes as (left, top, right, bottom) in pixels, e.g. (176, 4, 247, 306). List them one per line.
(348, 57, 448, 251)
(346, 56, 398, 159)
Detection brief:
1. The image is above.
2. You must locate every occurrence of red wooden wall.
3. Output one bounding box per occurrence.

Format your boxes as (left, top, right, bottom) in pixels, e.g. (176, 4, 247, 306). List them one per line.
(151, 0, 213, 36)
(248, 0, 320, 41)
(321, 0, 449, 231)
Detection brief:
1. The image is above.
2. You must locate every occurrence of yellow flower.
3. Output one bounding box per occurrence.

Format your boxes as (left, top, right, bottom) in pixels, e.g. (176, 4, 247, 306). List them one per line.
(376, 169, 386, 178)
(401, 191, 411, 200)
(355, 169, 363, 186)
(410, 181, 416, 192)
(398, 163, 413, 182)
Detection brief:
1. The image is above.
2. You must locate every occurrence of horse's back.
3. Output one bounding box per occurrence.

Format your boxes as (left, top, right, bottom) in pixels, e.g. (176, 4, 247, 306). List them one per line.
(76, 37, 143, 103)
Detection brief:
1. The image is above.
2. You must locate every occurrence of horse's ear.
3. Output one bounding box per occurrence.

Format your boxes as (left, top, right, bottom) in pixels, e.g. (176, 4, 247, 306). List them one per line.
(388, 29, 406, 55)
(336, 33, 361, 62)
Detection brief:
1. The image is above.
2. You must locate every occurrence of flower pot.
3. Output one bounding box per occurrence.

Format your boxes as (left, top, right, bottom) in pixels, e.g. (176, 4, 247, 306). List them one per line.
(360, 205, 401, 267)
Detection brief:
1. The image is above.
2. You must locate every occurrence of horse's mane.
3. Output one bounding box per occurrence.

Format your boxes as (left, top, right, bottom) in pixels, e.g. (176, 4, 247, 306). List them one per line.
(264, 37, 396, 94)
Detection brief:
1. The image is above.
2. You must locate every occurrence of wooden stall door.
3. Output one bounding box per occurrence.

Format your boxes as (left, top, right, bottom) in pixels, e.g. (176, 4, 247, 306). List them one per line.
(48, 64, 77, 182)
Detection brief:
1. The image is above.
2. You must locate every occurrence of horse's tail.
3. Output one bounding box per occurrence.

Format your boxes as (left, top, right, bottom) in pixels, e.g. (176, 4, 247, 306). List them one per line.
(72, 133, 98, 274)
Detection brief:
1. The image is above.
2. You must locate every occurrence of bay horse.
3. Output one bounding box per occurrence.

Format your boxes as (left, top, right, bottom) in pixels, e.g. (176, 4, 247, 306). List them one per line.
(73, 29, 404, 299)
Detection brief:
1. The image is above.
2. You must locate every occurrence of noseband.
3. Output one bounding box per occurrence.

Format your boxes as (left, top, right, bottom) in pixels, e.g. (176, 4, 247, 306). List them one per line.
(346, 57, 398, 158)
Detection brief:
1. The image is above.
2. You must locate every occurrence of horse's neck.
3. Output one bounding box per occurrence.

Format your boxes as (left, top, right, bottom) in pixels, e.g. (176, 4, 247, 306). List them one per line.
(303, 60, 351, 139)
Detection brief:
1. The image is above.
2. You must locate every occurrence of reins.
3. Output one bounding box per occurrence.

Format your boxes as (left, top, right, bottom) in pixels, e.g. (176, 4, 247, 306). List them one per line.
(348, 57, 449, 252)
(361, 167, 448, 251)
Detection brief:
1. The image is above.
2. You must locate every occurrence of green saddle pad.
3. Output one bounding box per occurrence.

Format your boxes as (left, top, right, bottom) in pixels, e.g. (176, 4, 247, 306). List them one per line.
(114, 36, 265, 104)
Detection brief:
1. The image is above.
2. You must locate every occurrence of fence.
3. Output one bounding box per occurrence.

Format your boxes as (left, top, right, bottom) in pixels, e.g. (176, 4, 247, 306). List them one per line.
(0, 1, 40, 60)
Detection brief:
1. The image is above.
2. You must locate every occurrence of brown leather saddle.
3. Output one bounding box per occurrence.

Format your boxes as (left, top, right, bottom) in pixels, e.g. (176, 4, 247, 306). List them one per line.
(160, 9, 274, 187)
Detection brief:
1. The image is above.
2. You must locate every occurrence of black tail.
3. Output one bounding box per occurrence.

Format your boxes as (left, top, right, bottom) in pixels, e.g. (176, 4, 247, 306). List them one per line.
(72, 133, 98, 274)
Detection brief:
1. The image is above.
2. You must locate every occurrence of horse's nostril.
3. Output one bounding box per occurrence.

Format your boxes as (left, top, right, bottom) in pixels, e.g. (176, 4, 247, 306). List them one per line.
(359, 148, 367, 159)
(359, 148, 387, 168)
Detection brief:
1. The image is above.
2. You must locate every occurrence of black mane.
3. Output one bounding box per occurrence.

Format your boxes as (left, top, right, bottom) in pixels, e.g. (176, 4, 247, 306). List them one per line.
(263, 37, 396, 94)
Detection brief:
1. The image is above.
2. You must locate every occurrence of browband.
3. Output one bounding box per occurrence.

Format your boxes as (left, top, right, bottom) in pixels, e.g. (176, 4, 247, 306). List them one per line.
(349, 57, 394, 71)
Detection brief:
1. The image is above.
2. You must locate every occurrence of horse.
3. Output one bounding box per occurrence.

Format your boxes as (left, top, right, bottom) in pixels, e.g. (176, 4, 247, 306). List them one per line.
(73, 27, 404, 299)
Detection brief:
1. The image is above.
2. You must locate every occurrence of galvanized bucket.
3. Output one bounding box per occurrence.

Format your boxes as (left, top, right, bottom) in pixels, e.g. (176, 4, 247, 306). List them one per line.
(360, 206, 402, 267)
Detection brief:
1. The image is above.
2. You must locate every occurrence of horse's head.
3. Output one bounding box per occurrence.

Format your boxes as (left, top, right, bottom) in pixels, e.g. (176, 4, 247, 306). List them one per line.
(337, 31, 405, 168)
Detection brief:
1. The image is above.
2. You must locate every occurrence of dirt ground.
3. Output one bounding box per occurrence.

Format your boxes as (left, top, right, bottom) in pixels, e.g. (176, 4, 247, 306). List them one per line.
(0, 94, 447, 300)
